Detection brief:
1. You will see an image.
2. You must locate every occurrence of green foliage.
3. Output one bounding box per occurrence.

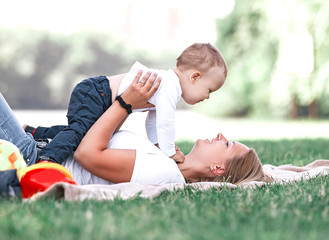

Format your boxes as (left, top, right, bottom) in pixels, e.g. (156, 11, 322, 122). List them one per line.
(0, 28, 132, 109)
(0, 27, 177, 109)
(269, 0, 329, 114)
(0, 28, 68, 109)
(1, 0, 329, 118)
(196, 0, 329, 118)
(197, 1, 279, 117)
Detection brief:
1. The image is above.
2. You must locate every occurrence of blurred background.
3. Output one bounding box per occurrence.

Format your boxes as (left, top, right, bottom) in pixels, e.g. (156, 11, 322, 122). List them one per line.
(1, 0, 329, 139)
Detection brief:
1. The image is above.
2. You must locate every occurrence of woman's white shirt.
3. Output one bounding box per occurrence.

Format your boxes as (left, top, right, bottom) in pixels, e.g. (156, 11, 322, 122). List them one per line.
(63, 130, 186, 185)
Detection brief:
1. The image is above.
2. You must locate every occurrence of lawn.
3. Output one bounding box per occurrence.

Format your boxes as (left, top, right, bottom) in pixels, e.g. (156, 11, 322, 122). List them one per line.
(1, 138, 329, 240)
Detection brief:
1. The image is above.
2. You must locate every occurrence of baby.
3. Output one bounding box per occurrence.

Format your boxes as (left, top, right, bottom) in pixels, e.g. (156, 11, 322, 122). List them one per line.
(26, 43, 227, 165)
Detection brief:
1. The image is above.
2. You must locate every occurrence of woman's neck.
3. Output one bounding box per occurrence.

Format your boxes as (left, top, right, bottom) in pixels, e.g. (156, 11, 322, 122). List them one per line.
(178, 154, 214, 181)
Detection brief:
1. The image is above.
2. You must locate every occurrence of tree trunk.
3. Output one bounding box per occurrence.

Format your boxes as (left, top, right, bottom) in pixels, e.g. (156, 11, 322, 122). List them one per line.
(290, 94, 299, 119)
(308, 99, 318, 119)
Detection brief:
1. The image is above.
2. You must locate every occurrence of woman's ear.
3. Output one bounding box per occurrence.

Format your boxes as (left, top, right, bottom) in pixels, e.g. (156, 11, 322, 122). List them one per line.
(210, 164, 225, 176)
(190, 71, 201, 84)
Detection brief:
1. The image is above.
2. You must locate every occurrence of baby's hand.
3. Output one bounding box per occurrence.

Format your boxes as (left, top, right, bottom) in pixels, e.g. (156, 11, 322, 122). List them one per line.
(170, 146, 185, 163)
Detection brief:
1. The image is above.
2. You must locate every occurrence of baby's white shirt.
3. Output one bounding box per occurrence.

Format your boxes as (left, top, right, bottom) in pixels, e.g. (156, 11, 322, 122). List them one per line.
(118, 61, 182, 157)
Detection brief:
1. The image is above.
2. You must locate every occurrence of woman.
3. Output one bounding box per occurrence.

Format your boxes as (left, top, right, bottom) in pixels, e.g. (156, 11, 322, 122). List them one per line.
(71, 71, 268, 185)
(0, 71, 268, 186)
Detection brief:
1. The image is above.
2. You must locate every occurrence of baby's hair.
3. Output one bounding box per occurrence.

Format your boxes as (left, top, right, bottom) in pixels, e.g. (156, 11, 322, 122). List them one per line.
(176, 43, 227, 77)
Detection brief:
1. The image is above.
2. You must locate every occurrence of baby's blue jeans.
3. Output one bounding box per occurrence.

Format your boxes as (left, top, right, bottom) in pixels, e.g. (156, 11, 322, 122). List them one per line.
(38, 76, 112, 164)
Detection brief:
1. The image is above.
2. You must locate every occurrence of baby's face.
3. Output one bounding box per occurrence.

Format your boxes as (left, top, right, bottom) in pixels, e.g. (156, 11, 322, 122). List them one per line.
(182, 66, 225, 105)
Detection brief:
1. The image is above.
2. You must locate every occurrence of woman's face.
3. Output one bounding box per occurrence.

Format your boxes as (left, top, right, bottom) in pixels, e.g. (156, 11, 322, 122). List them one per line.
(192, 133, 250, 166)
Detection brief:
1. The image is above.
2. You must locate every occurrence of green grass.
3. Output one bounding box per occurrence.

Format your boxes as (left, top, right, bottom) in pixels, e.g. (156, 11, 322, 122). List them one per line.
(1, 138, 329, 240)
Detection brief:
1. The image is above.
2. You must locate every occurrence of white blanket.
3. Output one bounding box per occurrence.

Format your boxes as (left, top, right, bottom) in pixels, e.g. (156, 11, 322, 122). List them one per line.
(26, 160, 329, 202)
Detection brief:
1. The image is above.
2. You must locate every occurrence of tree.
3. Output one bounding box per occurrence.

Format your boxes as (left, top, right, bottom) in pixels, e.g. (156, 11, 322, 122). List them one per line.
(269, 0, 329, 119)
(209, 0, 279, 117)
(0, 29, 67, 109)
(207, 0, 329, 119)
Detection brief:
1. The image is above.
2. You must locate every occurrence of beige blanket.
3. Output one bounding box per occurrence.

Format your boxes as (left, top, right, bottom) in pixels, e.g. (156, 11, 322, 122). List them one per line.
(26, 160, 329, 202)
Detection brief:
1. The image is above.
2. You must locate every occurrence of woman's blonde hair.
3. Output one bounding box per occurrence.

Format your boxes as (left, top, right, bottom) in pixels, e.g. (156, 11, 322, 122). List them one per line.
(176, 43, 227, 77)
(218, 149, 272, 185)
(187, 148, 271, 185)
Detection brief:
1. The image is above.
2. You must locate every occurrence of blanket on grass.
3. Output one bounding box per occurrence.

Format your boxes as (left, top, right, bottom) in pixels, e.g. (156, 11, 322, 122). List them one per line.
(26, 159, 329, 202)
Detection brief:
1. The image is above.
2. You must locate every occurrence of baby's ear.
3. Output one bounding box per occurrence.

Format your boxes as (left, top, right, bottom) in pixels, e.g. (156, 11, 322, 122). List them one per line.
(190, 71, 201, 83)
(210, 164, 225, 176)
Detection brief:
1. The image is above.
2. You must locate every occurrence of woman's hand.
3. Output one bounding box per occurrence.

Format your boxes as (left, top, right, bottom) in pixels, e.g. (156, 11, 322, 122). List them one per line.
(121, 71, 161, 110)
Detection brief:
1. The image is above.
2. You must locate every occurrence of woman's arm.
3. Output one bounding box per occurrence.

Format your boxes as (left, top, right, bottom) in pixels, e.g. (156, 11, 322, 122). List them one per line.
(74, 71, 160, 183)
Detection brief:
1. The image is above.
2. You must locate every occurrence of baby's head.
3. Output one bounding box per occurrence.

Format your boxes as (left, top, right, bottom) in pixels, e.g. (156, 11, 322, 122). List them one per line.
(175, 43, 227, 105)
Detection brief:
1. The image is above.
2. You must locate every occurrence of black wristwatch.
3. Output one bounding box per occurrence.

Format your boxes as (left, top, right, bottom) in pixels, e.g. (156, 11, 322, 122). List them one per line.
(116, 95, 132, 114)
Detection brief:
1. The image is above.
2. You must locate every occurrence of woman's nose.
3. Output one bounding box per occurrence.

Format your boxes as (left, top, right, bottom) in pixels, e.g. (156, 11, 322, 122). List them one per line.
(217, 133, 228, 142)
